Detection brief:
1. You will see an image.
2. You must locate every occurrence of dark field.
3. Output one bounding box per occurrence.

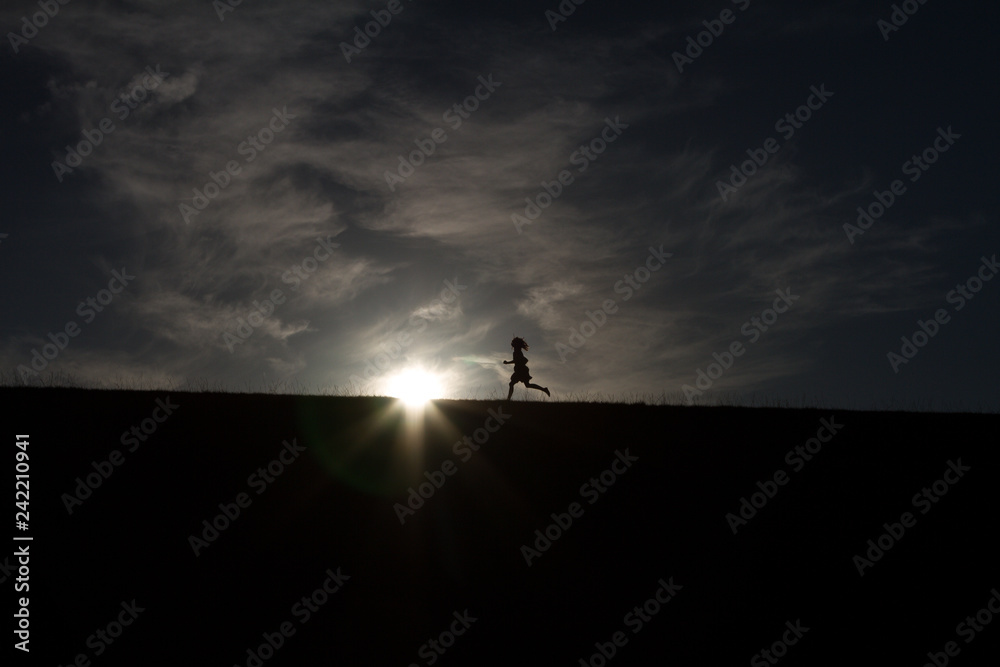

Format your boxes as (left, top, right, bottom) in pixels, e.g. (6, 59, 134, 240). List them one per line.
(6, 387, 998, 666)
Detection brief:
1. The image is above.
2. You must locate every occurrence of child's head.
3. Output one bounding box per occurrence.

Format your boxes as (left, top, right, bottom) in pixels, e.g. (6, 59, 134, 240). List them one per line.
(511, 336, 528, 351)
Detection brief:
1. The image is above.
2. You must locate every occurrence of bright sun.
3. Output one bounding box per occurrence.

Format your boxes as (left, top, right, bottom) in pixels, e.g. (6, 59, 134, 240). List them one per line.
(384, 368, 443, 406)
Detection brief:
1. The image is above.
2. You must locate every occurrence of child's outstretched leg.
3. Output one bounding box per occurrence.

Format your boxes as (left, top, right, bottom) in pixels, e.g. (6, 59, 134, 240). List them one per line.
(507, 382, 515, 400)
(526, 382, 550, 397)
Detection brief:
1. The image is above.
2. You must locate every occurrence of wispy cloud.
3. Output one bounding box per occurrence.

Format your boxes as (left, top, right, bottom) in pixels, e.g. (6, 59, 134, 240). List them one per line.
(2, 0, 996, 408)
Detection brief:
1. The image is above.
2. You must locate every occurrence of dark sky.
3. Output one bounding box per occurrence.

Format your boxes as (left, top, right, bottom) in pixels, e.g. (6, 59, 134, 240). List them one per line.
(2, 0, 998, 409)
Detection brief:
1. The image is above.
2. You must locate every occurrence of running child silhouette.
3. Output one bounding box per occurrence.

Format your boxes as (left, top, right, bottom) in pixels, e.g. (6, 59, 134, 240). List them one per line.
(503, 337, 550, 400)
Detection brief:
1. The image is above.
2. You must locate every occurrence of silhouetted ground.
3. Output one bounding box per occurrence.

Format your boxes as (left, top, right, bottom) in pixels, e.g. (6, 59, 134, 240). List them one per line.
(5, 387, 998, 666)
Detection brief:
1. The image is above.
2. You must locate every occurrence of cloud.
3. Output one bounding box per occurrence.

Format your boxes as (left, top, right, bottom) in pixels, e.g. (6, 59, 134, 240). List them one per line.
(2, 0, 996, 408)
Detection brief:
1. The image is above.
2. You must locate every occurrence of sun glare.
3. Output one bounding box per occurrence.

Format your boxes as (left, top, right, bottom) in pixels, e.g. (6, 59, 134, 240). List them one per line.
(384, 368, 443, 407)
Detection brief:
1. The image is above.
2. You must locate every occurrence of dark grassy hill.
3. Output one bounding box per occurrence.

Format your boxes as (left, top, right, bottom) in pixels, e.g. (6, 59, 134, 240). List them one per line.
(5, 388, 998, 666)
